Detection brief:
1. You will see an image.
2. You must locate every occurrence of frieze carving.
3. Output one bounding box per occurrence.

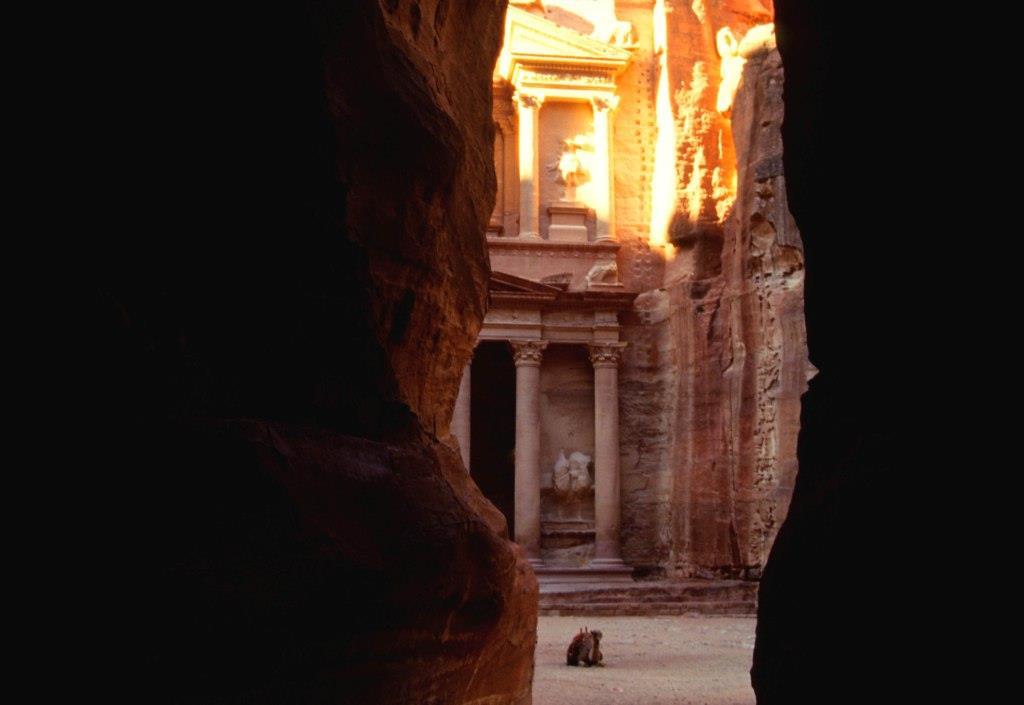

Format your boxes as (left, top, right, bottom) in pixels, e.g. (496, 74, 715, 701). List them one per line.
(510, 339, 549, 365)
(588, 342, 627, 366)
(492, 247, 610, 258)
(518, 69, 614, 87)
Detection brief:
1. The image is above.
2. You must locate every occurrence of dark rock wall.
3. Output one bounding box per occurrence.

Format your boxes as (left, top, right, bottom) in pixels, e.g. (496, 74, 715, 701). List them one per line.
(98, 2, 537, 704)
(751, 1, 921, 702)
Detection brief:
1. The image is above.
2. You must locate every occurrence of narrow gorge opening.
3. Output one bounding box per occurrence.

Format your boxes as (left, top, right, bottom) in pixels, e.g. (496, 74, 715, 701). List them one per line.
(106, 1, 912, 703)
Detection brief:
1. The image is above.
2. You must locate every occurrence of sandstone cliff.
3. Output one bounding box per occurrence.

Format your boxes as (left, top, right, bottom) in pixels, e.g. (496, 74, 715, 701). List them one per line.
(614, 1, 811, 579)
(660, 35, 808, 579)
(752, 0, 921, 701)
(100, 2, 536, 703)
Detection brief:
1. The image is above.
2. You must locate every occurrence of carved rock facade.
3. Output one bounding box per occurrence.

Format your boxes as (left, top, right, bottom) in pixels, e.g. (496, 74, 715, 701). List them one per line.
(460, 0, 809, 583)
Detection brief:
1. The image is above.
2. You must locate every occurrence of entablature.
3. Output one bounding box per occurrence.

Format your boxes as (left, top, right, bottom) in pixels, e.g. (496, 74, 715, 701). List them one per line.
(498, 6, 632, 97)
(482, 270, 637, 344)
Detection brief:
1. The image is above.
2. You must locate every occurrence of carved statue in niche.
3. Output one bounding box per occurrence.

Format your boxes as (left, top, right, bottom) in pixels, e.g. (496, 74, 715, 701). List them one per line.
(548, 135, 592, 202)
(553, 450, 592, 500)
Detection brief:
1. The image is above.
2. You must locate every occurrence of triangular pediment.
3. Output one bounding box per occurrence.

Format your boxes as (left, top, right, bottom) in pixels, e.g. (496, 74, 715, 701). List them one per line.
(490, 271, 563, 294)
(503, 6, 631, 67)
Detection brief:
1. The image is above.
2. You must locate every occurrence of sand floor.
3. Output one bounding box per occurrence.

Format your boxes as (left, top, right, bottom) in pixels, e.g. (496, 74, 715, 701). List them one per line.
(533, 615, 756, 705)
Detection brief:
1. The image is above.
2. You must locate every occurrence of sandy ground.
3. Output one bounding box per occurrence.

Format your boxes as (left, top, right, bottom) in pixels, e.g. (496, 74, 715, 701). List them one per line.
(533, 616, 756, 705)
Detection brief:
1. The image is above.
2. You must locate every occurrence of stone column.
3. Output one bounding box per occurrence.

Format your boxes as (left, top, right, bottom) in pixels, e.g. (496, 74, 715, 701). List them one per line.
(514, 91, 544, 239)
(452, 362, 471, 471)
(511, 339, 548, 567)
(589, 342, 627, 566)
(590, 94, 619, 244)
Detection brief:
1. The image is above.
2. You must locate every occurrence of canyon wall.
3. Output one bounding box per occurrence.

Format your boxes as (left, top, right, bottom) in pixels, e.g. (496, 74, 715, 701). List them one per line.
(753, 0, 922, 701)
(661, 27, 809, 579)
(100, 1, 537, 703)
(615, 0, 811, 579)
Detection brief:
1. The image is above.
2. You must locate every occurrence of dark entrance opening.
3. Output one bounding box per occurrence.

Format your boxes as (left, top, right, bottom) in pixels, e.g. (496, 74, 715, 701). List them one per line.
(470, 341, 516, 536)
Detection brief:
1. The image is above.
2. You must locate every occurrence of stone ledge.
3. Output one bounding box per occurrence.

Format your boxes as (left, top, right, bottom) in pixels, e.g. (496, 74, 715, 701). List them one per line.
(487, 236, 621, 254)
(534, 563, 635, 589)
(538, 579, 759, 616)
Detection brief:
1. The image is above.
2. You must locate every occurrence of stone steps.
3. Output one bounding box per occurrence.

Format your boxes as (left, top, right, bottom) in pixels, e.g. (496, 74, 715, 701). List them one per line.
(538, 580, 758, 616)
(541, 600, 754, 616)
(534, 564, 634, 586)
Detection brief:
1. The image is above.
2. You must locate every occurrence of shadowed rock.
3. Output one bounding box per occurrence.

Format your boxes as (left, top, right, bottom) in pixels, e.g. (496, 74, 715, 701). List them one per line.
(98, 2, 537, 703)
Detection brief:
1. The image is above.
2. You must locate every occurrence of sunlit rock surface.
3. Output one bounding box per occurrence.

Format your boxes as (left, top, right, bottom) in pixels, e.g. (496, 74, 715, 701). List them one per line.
(608, 0, 811, 580)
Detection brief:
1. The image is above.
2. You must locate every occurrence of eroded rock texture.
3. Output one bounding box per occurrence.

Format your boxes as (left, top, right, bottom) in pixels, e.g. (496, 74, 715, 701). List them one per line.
(99, 2, 536, 703)
(614, 1, 810, 580)
(662, 38, 808, 579)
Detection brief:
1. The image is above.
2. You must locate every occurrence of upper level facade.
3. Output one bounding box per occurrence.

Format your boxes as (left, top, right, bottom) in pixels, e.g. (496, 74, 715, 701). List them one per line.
(487, 1, 636, 295)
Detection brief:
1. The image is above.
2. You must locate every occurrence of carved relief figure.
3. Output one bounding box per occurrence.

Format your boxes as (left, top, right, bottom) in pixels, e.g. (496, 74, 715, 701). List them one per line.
(586, 260, 618, 285)
(548, 135, 592, 201)
(553, 450, 592, 498)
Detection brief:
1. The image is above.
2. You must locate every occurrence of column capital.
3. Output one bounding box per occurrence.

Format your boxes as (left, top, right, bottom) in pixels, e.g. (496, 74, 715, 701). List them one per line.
(513, 90, 545, 110)
(510, 339, 548, 366)
(588, 341, 627, 367)
(591, 93, 620, 113)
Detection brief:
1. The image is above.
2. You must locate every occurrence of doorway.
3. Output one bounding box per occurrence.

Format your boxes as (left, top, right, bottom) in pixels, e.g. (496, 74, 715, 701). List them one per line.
(469, 341, 516, 536)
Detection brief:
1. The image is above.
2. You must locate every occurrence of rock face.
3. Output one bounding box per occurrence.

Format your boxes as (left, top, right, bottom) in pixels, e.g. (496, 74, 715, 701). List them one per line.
(663, 37, 807, 580)
(750, 1, 917, 702)
(612, 0, 811, 580)
(99, 1, 536, 703)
